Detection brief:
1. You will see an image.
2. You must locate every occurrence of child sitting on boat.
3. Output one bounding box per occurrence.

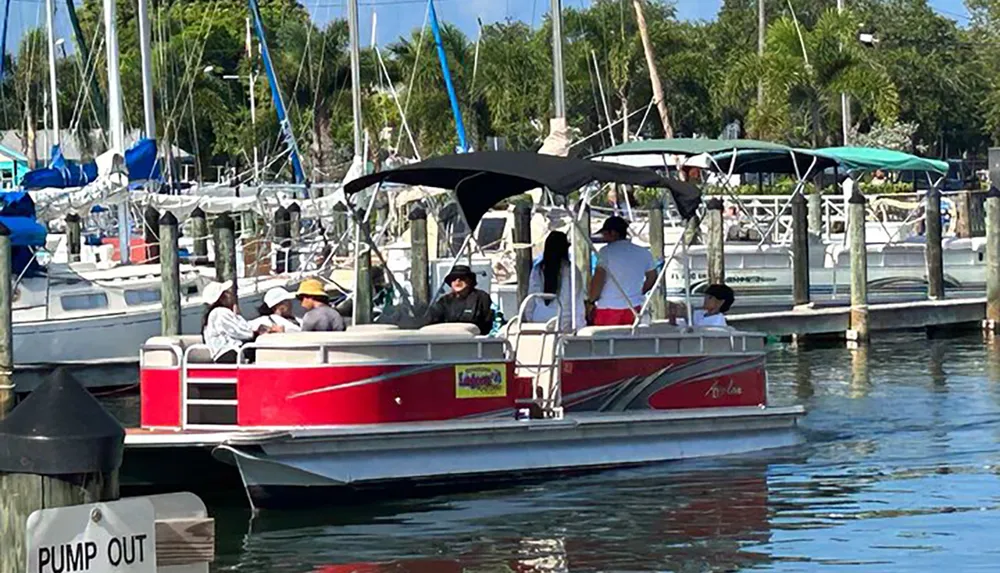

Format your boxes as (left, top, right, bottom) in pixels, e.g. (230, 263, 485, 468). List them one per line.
(250, 287, 302, 333)
(668, 283, 735, 328)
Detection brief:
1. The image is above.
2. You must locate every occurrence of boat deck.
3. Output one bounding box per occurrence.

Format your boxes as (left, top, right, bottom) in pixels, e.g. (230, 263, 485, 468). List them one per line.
(124, 405, 805, 448)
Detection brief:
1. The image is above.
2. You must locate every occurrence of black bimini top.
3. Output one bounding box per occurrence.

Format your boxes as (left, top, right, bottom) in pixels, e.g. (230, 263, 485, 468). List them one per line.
(343, 151, 701, 229)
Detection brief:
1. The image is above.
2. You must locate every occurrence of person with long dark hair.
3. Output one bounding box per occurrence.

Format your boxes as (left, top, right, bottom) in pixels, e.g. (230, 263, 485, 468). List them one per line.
(201, 281, 275, 363)
(525, 231, 585, 330)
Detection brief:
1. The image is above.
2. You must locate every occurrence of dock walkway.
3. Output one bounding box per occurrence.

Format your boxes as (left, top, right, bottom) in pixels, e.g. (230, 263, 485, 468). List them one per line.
(729, 297, 986, 337)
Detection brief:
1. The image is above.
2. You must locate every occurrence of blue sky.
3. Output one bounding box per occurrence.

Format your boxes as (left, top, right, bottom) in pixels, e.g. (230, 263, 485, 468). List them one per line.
(10, 0, 974, 58)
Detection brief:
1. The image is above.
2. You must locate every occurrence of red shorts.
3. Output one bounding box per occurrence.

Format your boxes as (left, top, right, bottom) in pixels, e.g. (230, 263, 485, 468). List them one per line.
(592, 307, 641, 326)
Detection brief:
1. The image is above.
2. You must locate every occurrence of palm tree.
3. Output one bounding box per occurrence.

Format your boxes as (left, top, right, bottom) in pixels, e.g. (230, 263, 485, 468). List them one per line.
(725, 7, 898, 146)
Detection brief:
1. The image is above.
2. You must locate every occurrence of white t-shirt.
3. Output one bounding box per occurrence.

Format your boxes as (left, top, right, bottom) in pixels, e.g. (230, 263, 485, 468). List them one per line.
(676, 309, 728, 328)
(595, 240, 656, 310)
(525, 261, 586, 330)
(204, 307, 255, 360)
(248, 313, 301, 333)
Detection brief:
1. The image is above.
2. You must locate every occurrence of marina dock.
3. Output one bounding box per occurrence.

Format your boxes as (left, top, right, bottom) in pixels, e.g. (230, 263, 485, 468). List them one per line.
(730, 297, 987, 339)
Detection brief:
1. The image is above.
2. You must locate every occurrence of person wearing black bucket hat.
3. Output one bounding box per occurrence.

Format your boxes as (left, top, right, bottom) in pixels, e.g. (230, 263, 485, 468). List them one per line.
(428, 264, 495, 335)
(587, 216, 657, 325)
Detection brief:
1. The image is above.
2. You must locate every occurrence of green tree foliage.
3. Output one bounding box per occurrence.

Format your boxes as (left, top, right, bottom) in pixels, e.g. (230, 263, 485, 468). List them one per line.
(0, 0, 992, 180)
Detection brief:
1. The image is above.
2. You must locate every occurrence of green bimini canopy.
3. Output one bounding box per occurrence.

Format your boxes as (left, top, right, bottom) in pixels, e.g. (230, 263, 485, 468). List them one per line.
(589, 138, 792, 168)
(814, 147, 949, 175)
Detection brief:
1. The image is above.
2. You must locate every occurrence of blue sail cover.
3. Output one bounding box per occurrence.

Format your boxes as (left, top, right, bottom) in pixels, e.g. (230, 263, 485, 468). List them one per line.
(20, 138, 160, 189)
(0, 190, 47, 276)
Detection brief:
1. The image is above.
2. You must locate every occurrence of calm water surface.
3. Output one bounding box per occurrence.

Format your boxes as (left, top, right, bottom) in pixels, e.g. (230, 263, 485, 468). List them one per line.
(138, 334, 1000, 572)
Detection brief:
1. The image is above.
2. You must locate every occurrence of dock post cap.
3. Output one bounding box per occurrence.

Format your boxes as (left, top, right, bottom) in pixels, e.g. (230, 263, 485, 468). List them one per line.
(848, 190, 867, 205)
(513, 203, 532, 215)
(213, 212, 235, 229)
(408, 205, 427, 220)
(988, 186, 1000, 200)
(144, 204, 160, 216)
(191, 206, 206, 218)
(159, 211, 179, 226)
(287, 202, 301, 214)
(0, 368, 124, 475)
(275, 205, 289, 217)
(790, 192, 806, 205)
(706, 197, 724, 211)
(65, 212, 81, 223)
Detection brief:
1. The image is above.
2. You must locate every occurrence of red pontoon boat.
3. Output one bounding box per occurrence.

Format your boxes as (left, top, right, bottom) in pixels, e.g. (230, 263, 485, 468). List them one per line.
(128, 152, 803, 510)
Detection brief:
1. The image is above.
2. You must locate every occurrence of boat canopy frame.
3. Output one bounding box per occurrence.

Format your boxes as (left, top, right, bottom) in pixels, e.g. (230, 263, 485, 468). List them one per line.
(342, 151, 700, 330)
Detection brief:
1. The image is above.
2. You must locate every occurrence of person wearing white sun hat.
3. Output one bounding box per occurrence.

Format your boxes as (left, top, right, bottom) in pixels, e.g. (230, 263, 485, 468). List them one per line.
(201, 281, 278, 363)
(249, 287, 301, 333)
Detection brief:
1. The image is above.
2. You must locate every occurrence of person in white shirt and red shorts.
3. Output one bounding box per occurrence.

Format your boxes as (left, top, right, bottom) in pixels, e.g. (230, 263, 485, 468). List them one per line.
(586, 216, 657, 326)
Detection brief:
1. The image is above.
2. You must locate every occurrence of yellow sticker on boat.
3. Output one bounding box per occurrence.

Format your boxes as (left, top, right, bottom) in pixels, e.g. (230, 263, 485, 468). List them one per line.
(455, 363, 507, 399)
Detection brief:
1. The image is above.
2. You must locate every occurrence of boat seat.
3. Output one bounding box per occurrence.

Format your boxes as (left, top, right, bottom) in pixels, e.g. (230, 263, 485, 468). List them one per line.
(346, 324, 400, 332)
(142, 335, 212, 367)
(254, 326, 506, 366)
(563, 322, 762, 358)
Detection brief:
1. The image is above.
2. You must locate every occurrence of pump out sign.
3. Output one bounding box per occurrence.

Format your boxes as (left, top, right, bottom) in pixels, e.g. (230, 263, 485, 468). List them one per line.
(26, 497, 156, 573)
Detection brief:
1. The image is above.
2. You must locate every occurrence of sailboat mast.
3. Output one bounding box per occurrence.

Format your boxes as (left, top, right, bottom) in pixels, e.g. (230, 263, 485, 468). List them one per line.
(347, 0, 362, 159)
(105, 0, 129, 263)
(427, 0, 467, 152)
(137, 0, 155, 137)
(44, 0, 60, 148)
(550, 0, 565, 119)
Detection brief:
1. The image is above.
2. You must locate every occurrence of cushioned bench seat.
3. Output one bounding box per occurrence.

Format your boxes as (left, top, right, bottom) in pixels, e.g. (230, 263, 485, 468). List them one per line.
(253, 323, 507, 365)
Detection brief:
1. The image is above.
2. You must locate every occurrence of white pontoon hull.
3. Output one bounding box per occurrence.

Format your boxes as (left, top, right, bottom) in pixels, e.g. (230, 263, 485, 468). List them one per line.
(212, 406, 804, 509)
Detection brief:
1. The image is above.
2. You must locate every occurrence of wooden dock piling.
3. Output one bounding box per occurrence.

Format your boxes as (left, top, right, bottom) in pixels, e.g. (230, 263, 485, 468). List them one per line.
(807, 192, 822, 236)
(191, 206, 209, 263)
(288, 202, 302, 242)
(648, 200, 667, 319)
(354, 219, 373, 325)
(409, 206, 430, 313)
(0, 223, 12, 417)
(143, 205, 160, 263)
(274, 205, 291, 273)
(925, 187, 945, 300)
(332, 203, 349, 256)
(65, 213, 81, 263)
(213, 213, 237, 301)
(986, 187, 1000, 332)
(513, 204, 532, 308)
(848, 190, 869, 342)
(791, 192, 810, 306)
(160, 212, 181, 336)
(706, 198, 724, 284)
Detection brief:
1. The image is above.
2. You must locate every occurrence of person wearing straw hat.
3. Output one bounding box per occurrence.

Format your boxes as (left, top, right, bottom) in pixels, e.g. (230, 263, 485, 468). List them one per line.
(202, 281, 275, 363)
(296, 278, 345, 332)
(586, 216, 656, 326)
(428, 264, 494, 335)
(250, 287, 301, 333)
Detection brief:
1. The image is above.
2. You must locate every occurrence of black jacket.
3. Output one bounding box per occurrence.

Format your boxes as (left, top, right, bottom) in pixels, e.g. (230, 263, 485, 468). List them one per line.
(428, 288, 495, 335)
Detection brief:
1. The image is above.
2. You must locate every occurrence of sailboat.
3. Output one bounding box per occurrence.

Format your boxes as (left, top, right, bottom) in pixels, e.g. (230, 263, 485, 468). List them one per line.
(6, 0, 297, 389)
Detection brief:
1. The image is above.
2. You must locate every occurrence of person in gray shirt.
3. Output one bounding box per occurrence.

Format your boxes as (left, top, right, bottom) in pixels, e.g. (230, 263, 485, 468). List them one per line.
(296, 278, 346, 332)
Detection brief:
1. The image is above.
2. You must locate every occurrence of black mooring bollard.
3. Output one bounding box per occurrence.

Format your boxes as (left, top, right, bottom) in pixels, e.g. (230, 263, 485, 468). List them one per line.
(0, 369, 124, 573)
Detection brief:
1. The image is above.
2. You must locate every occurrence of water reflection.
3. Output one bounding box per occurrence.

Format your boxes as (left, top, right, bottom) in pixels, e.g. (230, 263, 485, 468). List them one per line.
(205, 334, 1000, 572)
(218, 464, 779, 573)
